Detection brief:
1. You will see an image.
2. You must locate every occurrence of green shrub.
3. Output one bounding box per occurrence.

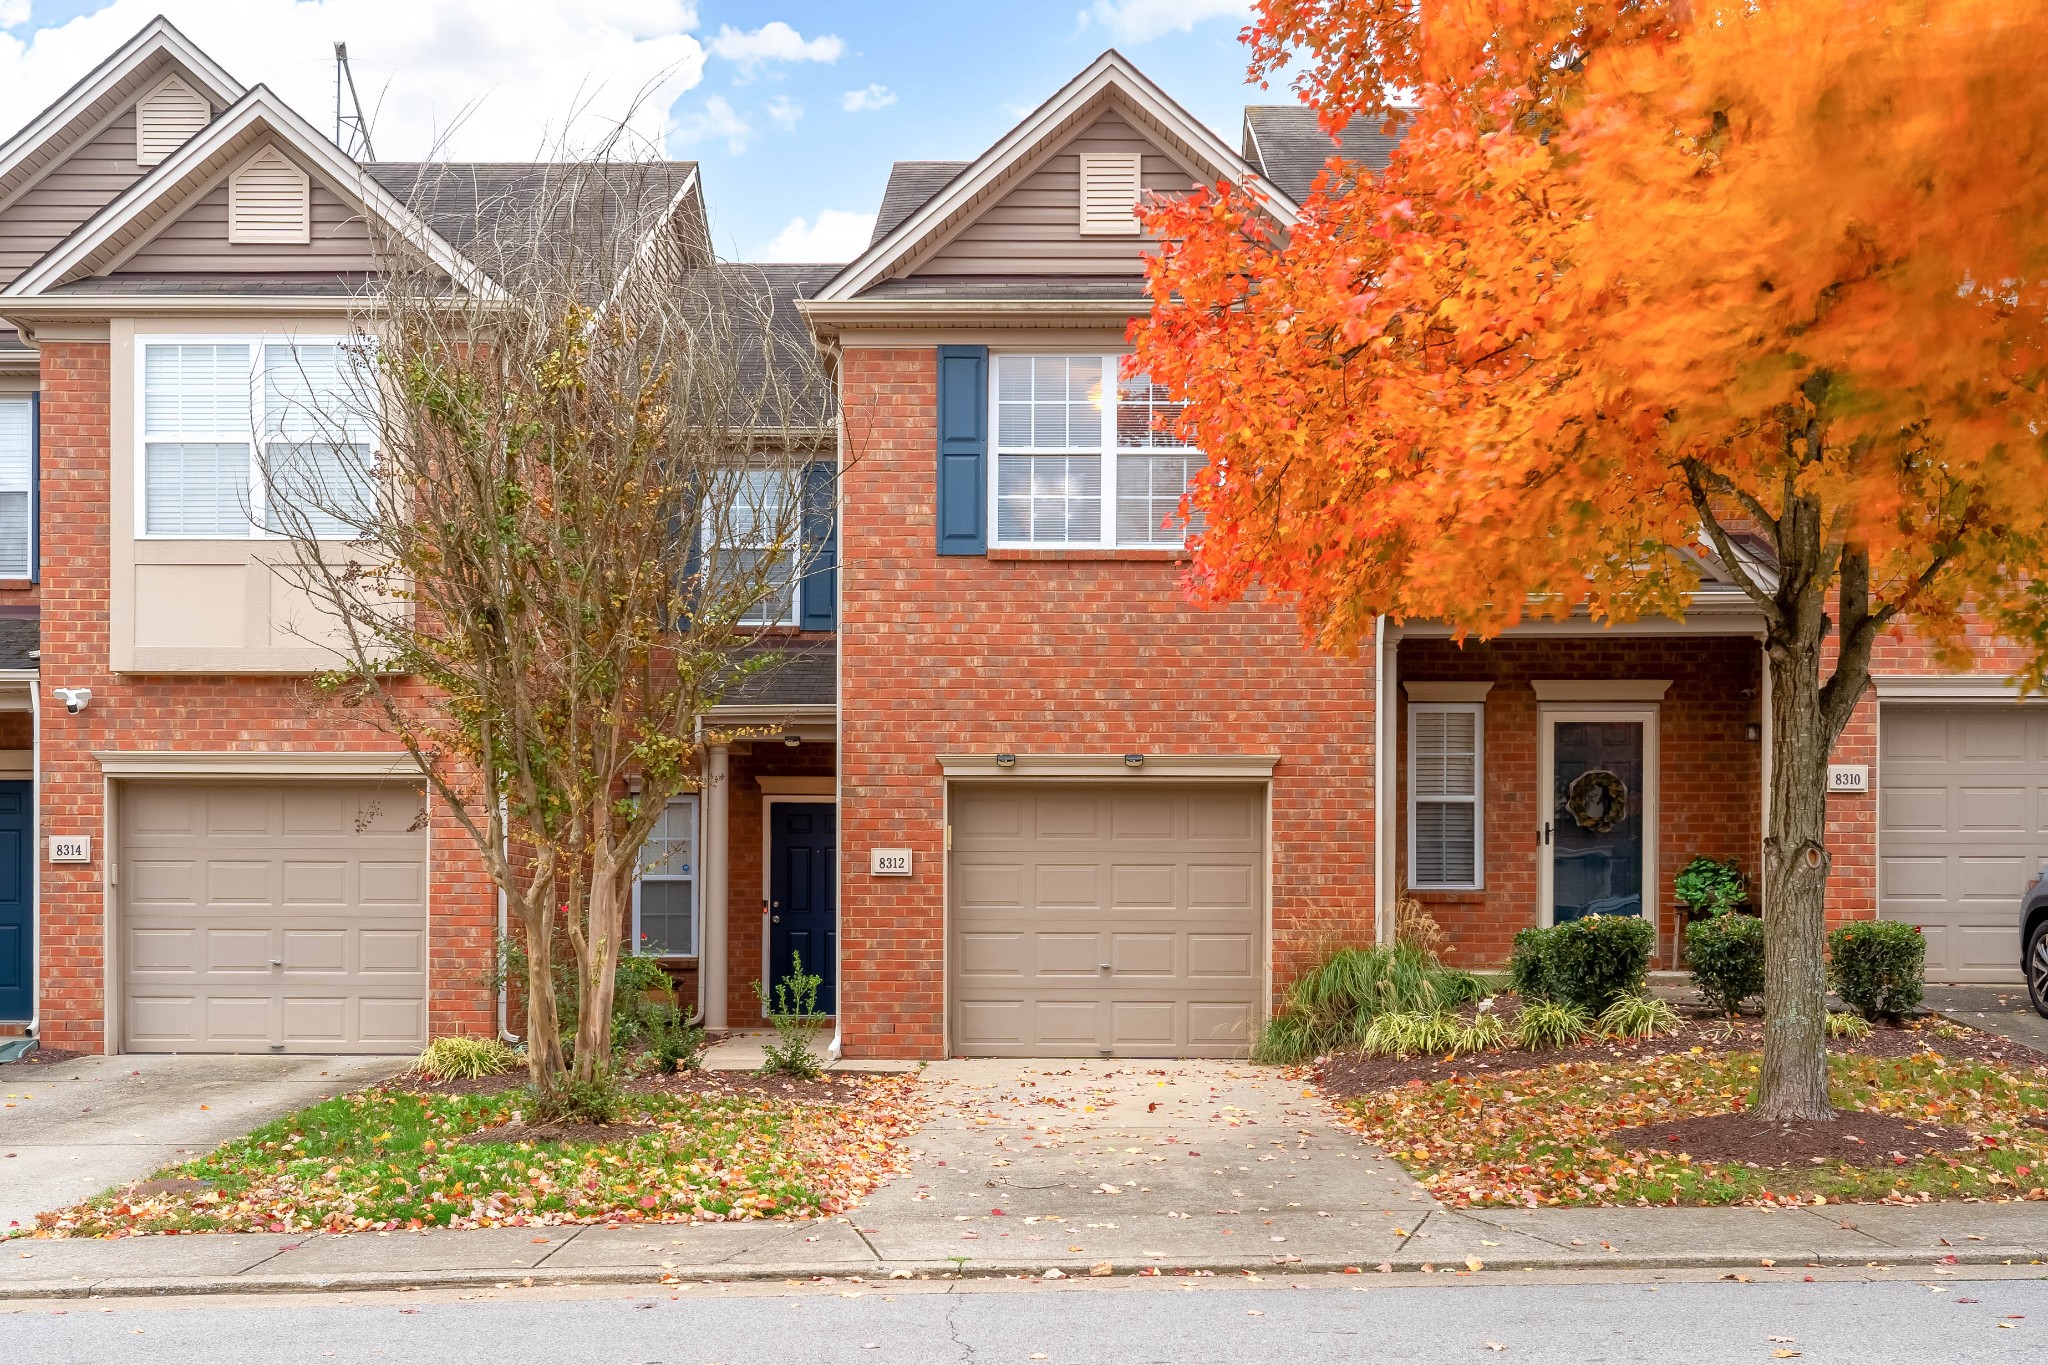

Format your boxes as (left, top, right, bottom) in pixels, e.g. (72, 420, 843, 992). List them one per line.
(755, 952, 827, 1079)
(1686, 912, 1766, 1016)
(1825, 1010, 1873, 1041)
(408, 1035, 520, 1081)
(1251, 942, 1485, 1063)
(1362, 1009, 1467, 1057)
(1510, 915, 1654, 1014)
(1828, 921, 1926, 1021)
(1674, 856, 1749, 915)
(1598, 992, 1681, 1040)
(1512, 999, 1594, 1050)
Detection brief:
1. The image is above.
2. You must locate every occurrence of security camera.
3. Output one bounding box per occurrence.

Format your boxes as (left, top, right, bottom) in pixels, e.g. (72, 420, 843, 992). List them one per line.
(52, 687, 90, 714)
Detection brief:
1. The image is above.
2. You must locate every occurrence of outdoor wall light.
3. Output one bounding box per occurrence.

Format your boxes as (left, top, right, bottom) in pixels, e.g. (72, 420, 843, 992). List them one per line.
(1123, 753, 1145, 769)
(994, 752, 1017, 768)
(1745, 723, 1762, 743)
(783, 733, 801, 748)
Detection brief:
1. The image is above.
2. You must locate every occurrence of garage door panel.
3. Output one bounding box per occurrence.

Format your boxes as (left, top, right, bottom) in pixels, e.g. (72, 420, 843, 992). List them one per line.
(951, 784, 1263, 1058)
(1880, 706, 2046, 983)
(123, 781, 428, 1054)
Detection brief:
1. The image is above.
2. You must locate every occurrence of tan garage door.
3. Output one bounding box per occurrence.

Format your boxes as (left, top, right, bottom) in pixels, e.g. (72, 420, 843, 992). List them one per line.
(1879, 705, 2048, 983)
(949, 783, 1264, 1058)
(122, 782, 430, 1054)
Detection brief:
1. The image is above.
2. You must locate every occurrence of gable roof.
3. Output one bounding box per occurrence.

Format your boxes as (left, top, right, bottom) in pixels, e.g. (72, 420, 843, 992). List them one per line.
(870, 161, 969, 245)
(363, 161, 707, 266)
(1240, 105, 1405, 201)
(1, 84, 491, 302)
(0, 18, 242, 209)
(813, 50, 1294, 306)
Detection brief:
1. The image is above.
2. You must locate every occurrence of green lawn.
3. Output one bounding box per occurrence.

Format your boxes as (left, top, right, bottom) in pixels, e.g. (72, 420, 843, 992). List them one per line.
(31, 1080, 923, 1237)
(1340, 1049, 2048, 1208)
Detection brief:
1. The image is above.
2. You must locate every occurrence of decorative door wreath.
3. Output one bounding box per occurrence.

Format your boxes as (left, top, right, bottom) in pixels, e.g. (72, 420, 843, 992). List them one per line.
(1565, 768, 1630, 833)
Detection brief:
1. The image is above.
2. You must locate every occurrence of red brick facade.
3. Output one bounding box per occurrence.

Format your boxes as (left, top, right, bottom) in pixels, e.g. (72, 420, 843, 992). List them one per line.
(834, 346, 1379, 1060)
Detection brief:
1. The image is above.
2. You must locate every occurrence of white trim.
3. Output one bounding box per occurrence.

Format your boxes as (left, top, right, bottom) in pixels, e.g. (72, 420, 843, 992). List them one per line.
(937, 752, 1280, 779)
(1535, 704, 1660, 929)
(1403, 681, 1493, 703)
(814, 50, 1295, 304)
(761, 793, 838, 1017)
(0, 18, 243, 192)
(1874, 675, 2039, 701)
(699, 744, 729, 1029)
(630, 793, 699, 960)
(1531, 679, 1672, 702)
(1407, 701, 1484, 892)
(1374, 618, 1395, 944)
(2, 86, 493, 301)
(92, 749, 420, 777)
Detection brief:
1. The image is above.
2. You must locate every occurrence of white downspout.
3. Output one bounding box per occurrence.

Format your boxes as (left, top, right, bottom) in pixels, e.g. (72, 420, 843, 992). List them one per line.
(24, 676, 38, 1040)
(1373, 616, 1396, 946)
(496, 794, 519, 1044)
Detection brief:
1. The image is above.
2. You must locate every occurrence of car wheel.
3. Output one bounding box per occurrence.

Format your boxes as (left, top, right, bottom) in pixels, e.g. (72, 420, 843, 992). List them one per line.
(2030, 922, 2048, 1020)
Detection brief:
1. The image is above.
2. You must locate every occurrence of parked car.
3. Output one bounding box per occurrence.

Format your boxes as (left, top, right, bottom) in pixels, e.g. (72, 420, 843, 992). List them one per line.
(2026, 871, 2048, 1018)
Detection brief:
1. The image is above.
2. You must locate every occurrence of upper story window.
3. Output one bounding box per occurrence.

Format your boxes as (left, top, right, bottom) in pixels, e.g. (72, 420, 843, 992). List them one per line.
(703, 467, 800, 626)
(0, 395, 32, 579)
(139, 337, 376, 539)
(633, 797, 698, 957)
(990, 353, 1201, 549)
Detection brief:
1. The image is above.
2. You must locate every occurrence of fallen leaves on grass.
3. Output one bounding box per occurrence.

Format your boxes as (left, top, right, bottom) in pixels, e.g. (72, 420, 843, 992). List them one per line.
(34, 1076, 924, 1237)
(1330, 1050, 2048, 1209)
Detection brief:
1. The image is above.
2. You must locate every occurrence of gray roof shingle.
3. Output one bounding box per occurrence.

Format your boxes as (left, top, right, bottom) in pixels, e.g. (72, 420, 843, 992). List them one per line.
(0, 615, 37, 671)
(719, 637, 834, 708)
(871, 161, 969, 244)
(1242, 105, 1405, 202)
(695, 261, 841, 431)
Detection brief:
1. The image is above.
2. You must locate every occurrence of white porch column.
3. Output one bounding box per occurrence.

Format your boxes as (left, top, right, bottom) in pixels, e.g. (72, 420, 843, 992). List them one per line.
(700, 744, 730, 1029)
(1374, 618, 1400, 945)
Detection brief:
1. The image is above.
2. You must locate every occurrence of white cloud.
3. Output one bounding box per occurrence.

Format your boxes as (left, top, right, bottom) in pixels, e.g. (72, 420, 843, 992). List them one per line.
(0, 2, 31, 32)
(760, 209, 873, 263)
(765, 95, 801, 131)
(1084, 0, 1251, 43)
(840, 83, 895, 113)
(0, 0, 707, 160)
(707, 21, 841, 77)
(671, 94, 750, 153)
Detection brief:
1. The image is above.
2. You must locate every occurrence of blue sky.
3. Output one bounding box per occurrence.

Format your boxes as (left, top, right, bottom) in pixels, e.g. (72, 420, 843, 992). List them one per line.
(0, 1, 1280, 261)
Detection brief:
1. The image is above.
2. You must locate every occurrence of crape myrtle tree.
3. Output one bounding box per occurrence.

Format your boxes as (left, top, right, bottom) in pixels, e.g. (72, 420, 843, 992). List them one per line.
(1131, 0, 2048, 1119)
(264, 148, 833, 1114)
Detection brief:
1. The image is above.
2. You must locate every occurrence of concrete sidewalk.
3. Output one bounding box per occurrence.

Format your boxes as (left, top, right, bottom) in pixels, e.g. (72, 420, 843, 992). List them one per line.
(2, 1201, 2042, 1300)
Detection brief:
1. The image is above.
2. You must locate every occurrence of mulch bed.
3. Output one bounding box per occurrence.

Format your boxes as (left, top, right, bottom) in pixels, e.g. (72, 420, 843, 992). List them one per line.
(1599, 1109, 1972, 1168)
(1315, 1009, 2043, 1099)
(3, 1047, 87, 1067)
(457, 1119, 662, 1147)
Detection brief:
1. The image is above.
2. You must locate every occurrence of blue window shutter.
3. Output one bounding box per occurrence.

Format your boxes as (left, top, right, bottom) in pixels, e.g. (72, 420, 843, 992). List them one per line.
(935, 345, 987, 555)
(799, 460, 836, 631)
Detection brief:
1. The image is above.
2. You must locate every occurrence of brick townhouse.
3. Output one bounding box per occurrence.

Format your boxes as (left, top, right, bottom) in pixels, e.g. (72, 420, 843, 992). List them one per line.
(0, 25, 2039, 1060)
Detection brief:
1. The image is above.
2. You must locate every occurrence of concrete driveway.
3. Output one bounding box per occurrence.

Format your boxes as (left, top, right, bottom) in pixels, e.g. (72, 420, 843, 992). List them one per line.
(852, 1059, 1434, 1271)
(0, 1053, 399, 1234)
(1926, 984, 2048, 1055)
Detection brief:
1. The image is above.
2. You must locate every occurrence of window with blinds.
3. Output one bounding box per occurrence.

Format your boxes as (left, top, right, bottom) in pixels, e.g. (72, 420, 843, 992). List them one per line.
(0, 396, 31, 578)
(633, 797, 698, 957)
(140, 338, 374, 539)
(1410, 703, 1484, 889)
(990, 353, 1203, 549)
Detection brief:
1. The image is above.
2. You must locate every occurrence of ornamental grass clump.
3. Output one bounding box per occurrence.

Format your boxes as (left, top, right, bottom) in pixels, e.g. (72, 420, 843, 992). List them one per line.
(1362, 1009, 1465, 1058)
(1828, 920, 1927, 1022)
(1512, 1000, 1594, 1051)
(408, 1035, 520, 1082)
(1825, 1010, 1874, 1041)
(1252, 942, 1486, 1063)
(1598, 993, 1681, 1041)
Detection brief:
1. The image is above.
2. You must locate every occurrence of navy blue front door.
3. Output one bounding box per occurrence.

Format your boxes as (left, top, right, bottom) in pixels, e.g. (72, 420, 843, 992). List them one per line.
(768, 802, 836, 1014)
(0, 781, 31, 1021)
(1549, 721, 1646, 922)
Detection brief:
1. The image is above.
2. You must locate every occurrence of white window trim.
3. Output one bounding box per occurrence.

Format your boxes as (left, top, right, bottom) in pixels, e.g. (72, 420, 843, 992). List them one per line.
(632, 794, 700, 959)
(1408, 701, 1485, 892)
(985, 351, 1200, 551)
(0, 393, 33, 580)
(134, 331, 372, 541)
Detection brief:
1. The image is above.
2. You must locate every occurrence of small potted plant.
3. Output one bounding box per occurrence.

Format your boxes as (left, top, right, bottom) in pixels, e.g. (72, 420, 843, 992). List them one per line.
(1675, 855, 1750, 923)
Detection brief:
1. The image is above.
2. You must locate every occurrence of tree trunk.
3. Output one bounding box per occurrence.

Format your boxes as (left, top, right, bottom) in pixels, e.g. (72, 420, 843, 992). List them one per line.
(571, 864, 627, 1084)
(1757, 605, 1836, 1121)
(520, 908, 569, 1104)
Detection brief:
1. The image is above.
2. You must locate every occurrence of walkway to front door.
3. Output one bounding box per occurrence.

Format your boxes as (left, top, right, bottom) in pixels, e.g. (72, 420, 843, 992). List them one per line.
(852, 1060, 1435, 1268)
(768, 801, 837, 1013)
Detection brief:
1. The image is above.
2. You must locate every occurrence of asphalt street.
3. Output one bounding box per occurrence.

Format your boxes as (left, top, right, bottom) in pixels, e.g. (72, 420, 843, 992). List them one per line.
(6, 1268, 2046, 1365)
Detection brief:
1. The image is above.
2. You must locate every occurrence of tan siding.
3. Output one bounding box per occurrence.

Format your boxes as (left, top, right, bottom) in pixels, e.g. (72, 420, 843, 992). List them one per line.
(0, 110, 145, 287)
(912, 110, 1204, 278)
(117, 176, 376, 274)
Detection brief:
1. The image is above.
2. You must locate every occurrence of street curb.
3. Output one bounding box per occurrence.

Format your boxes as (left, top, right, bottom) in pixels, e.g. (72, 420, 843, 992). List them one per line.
(3, 1247, 2042, 1300)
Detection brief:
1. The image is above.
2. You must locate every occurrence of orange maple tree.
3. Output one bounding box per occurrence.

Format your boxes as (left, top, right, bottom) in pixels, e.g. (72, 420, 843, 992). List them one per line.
(1133, 0, 2048, 1119)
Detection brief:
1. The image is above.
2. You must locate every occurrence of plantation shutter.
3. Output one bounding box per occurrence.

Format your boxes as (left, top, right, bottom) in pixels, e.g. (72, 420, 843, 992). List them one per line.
(1410, 705, 1482, 888)
(799, 460, 836, 631)
(0, 396, 31, 578)
(935, 345, 987, 556)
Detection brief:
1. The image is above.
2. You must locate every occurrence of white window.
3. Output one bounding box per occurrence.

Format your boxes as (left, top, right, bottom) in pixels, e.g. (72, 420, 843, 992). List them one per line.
(990, 354, 1202, 549)
(138, 337, 376, 539)
(1410, 703, 1483, 890)
(633, 797, 698, 957)
(703, 467, 800, 625)
(0, 396, 31, 578)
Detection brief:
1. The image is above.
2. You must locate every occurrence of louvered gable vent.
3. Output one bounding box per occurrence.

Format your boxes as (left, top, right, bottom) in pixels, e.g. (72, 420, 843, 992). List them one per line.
(228, 147, 310, 245)
(136, 74, 211, 166)
(1077, 152, 1142, 236)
